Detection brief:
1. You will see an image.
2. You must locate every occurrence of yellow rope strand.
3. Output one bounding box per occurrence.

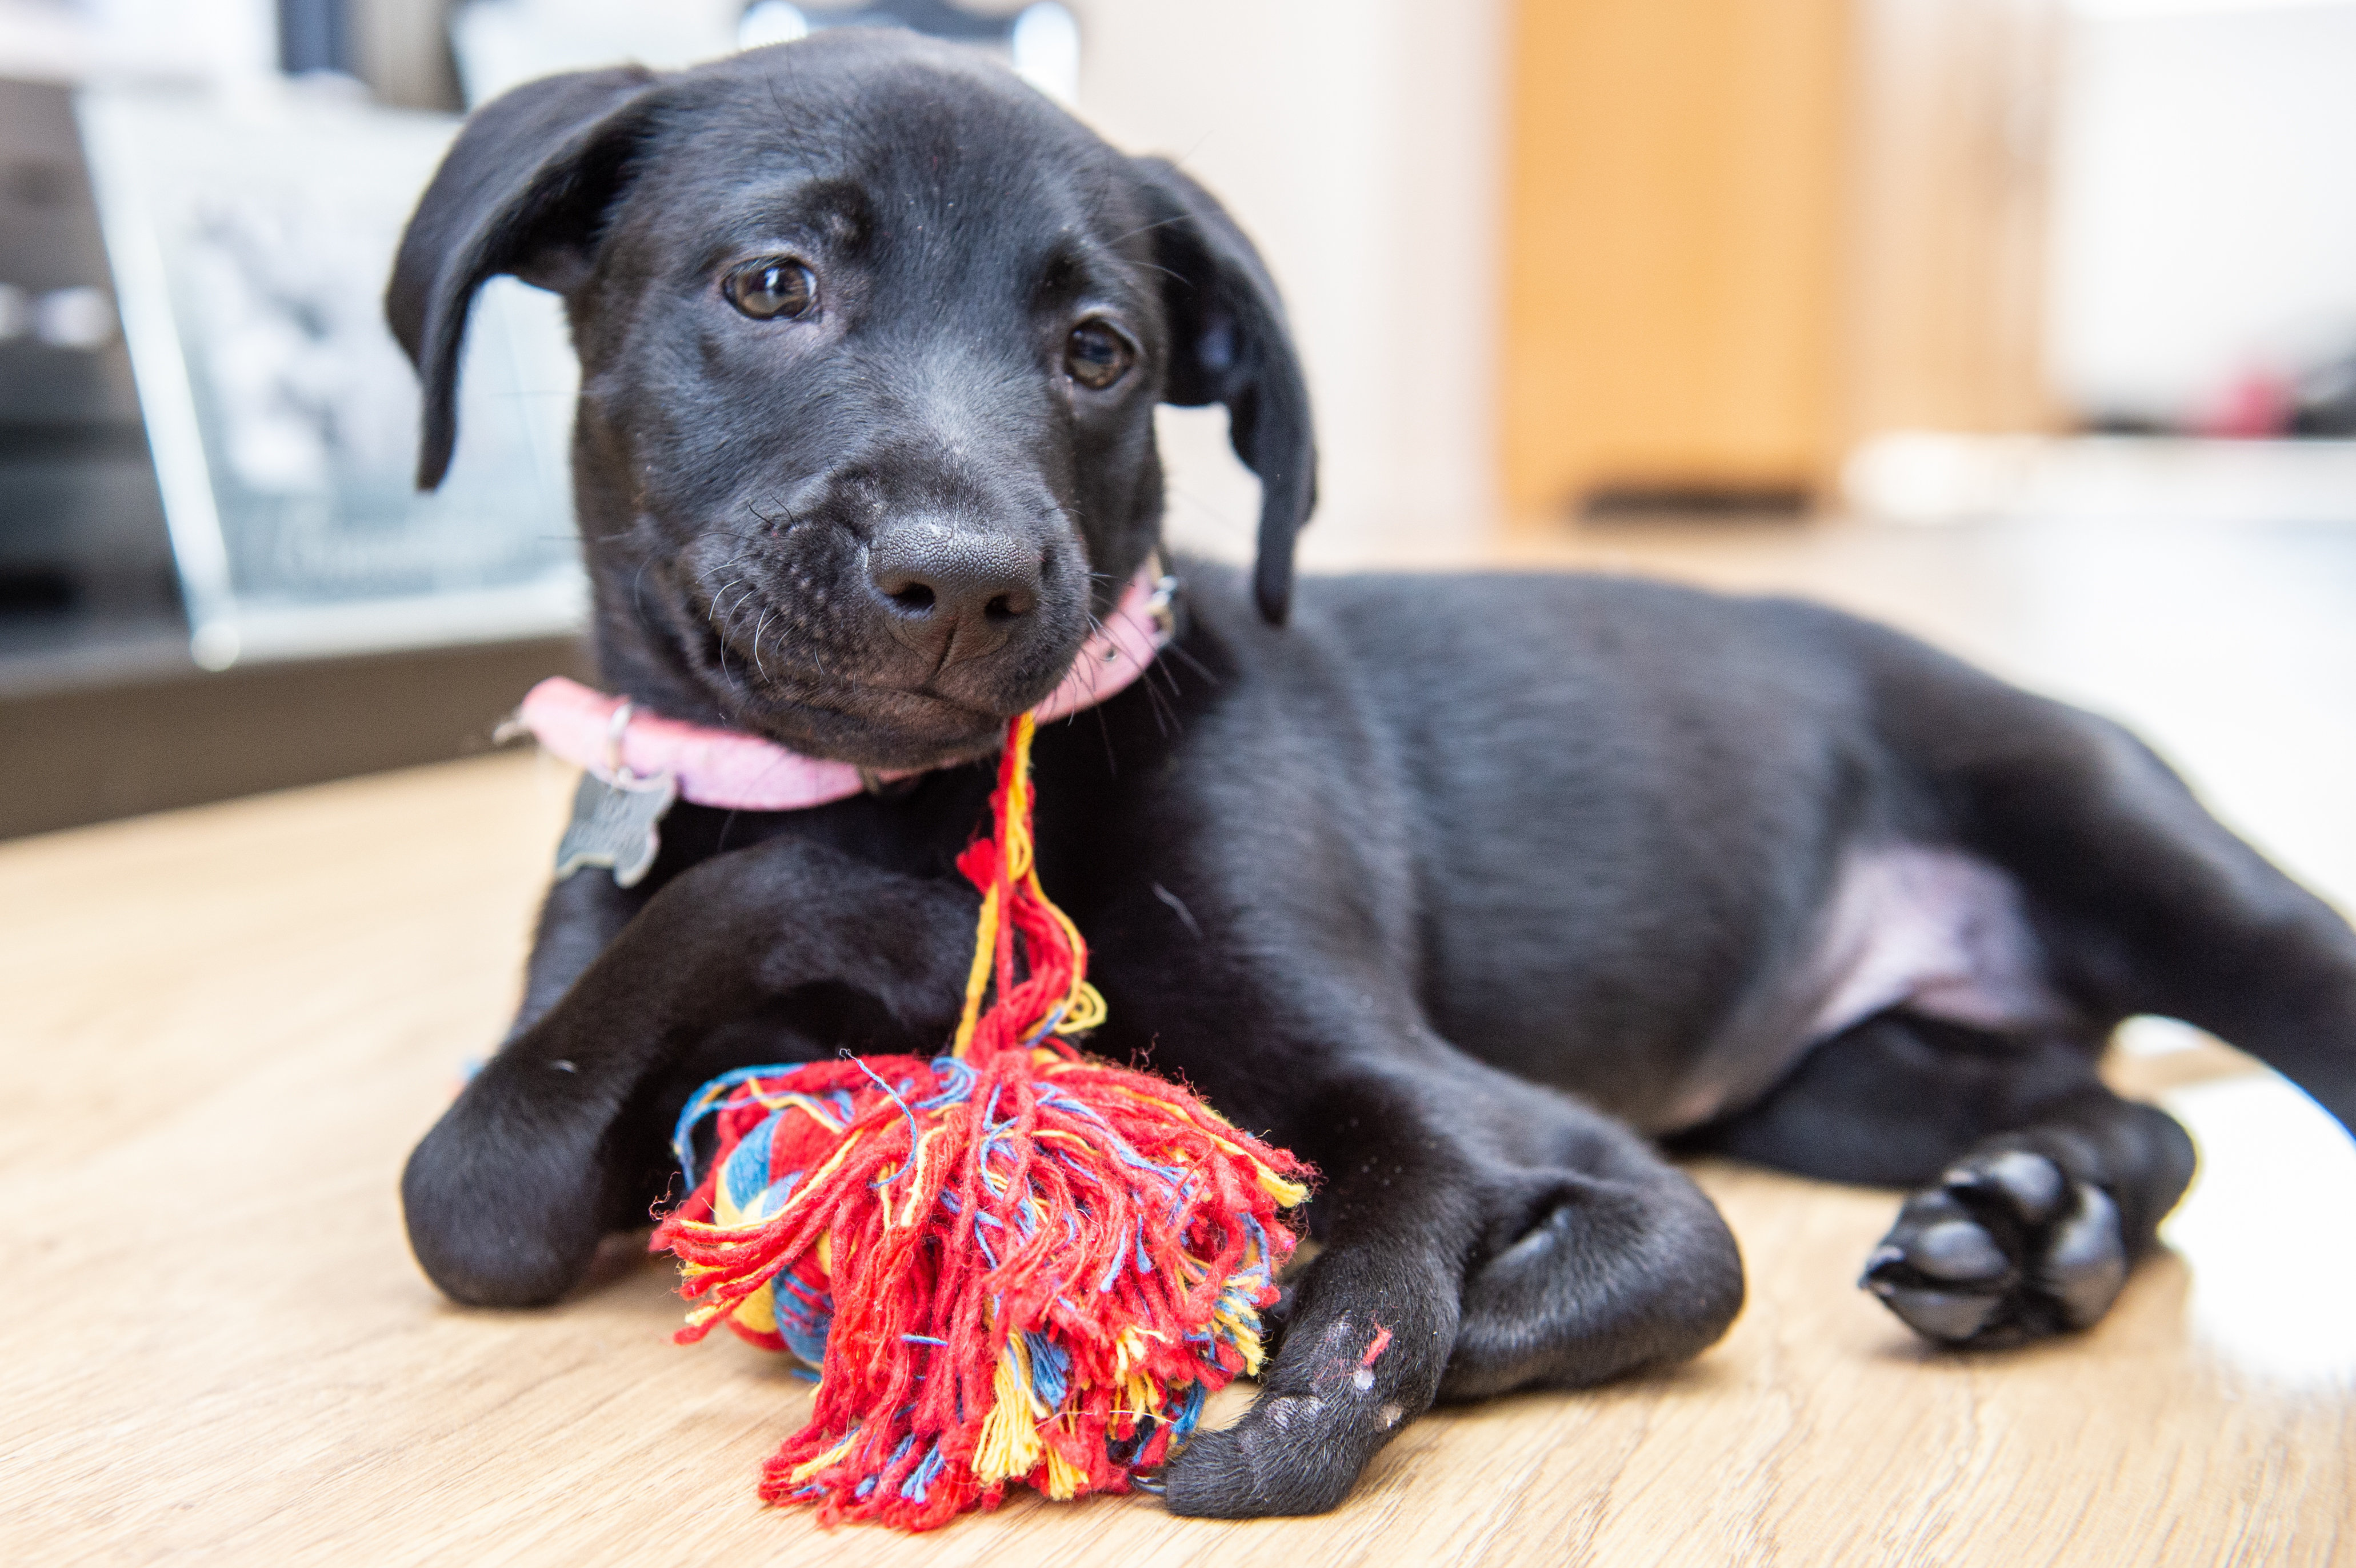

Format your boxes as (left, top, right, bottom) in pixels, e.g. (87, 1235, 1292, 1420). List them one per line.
(951, 713, 1105, 1056)
(949, 882, 1001, 1058)
(950, 715, 1034, 1057)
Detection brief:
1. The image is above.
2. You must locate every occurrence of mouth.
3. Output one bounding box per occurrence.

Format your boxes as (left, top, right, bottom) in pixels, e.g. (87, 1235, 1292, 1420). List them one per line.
(675, 599, 1063, 771)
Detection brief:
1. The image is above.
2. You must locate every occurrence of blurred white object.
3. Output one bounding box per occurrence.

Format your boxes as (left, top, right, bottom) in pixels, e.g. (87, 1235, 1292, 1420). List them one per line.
(736, 1, 1077, 105)
(2047, 0, 2356, 427)
(2115, 1015, 2214, 1058)
(1845, 432, 2356, 526)
(451, 0, 742, 106)
(0, 0, 276, 86)
(736, 1, 808, 50)
(31, 282, 115, 347)
(0, 280, 27, 340)
(2073, 0, 2354, 13)
(1010, 2, 1077, 103)
(2162, 1070, 2356, 1387)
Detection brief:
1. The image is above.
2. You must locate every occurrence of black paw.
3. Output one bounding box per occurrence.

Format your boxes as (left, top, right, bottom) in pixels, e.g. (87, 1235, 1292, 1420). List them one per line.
(1861, 1149, 2127, 1346)
(1160, 1314, 1411, 1518)
(401, 1055, 625, 1307)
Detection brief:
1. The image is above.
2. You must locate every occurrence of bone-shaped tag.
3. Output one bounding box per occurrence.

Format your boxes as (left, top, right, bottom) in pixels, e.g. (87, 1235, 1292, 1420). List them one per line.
(554, 770, 678, 888)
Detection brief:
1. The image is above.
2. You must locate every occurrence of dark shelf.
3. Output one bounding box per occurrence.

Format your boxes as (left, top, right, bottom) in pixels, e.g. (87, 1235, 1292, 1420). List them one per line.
(0, 630, 590, 839)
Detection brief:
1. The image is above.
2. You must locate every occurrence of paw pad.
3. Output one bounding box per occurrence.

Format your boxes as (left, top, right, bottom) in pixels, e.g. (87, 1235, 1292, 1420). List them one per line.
(1860, 1149, 2127, 1346)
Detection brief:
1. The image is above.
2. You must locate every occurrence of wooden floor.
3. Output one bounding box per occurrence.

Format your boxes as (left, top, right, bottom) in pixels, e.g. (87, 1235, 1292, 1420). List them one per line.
(3, 514, 2353, 1567)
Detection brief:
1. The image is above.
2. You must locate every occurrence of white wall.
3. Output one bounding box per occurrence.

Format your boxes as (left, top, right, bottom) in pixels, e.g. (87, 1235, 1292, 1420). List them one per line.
(1067, 0, 1507, 569)
(2047, 0, 2356, 424)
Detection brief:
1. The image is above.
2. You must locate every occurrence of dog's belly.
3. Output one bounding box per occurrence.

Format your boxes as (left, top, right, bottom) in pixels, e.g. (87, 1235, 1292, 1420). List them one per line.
(1665, 844, 2068, 1130)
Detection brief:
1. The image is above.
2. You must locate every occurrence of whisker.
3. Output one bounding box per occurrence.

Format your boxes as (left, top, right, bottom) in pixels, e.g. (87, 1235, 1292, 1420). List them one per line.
(1146, 657, 1186, 718)
(1165, 639, 1217, 685)
(1099, 211, 1191, 249)
(1091, 700, 1117, 775)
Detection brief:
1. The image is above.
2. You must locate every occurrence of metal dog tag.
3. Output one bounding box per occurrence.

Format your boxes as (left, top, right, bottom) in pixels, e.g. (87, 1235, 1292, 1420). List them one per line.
(555, 770, 678, 888)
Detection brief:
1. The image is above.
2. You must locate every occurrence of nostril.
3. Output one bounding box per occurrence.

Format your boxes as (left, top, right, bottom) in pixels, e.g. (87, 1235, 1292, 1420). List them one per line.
(867, 522, 1043, 639)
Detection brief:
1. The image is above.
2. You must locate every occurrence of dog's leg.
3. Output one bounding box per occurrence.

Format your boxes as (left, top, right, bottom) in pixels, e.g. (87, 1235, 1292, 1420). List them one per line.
(402, 839, 977, 1307)
(510, 869, 647, 1036)
(1987, 715, 2356, 1138)
(2030, 733, 2356, 1137)
(1682, 1010, 2194, 1346)
(1161, 1051, 1743, 1517)
(1844, 628, 2356, 1341)
(1862, 626, 2356, 1135)
(1155, 1071, 1472, 1519)
(1439, 1083, 1751, 1401)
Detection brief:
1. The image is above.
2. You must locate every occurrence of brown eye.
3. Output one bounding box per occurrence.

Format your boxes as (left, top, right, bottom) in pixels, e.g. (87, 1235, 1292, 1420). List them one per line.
(1065, 320, 1133, 390)
(724, 258, 817, 321)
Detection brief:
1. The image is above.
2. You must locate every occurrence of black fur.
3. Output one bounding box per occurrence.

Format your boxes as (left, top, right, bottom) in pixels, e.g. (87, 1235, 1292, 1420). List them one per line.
(391, 33, 2356, 1518)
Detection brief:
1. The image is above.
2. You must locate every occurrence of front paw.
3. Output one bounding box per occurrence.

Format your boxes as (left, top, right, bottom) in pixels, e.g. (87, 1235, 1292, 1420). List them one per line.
(1161, 1311, 1423, 1518)
(1861, 1149, 2127, 1346)
(401, 1057, 626, 1307)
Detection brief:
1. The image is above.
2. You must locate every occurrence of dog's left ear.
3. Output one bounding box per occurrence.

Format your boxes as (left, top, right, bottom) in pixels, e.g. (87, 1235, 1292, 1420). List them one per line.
(1129, 158, 1317, 626)
(386, 65, 659, 490)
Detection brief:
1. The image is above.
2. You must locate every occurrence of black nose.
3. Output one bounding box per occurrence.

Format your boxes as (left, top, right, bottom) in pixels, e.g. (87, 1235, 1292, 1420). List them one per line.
(866, 520, 1042, 662)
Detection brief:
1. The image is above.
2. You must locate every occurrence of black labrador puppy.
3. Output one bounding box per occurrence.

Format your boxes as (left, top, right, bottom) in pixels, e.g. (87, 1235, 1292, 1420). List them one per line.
(392, 32, 2356, 1518)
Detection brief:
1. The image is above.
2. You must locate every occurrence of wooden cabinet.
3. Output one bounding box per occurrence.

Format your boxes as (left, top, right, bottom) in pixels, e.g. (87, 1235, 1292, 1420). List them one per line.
(1502, 0, 2059, 521)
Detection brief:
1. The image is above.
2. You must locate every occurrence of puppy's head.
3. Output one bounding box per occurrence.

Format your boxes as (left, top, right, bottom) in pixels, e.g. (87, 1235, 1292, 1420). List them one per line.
(388, 31, 1314, 770)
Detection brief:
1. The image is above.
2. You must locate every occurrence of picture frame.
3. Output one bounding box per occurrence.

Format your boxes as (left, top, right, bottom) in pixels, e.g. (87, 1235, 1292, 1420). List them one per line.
(77, 87, 583, 670)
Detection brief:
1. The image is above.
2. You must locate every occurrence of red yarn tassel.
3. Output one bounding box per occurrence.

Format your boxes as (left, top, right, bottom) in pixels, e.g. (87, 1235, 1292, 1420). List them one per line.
(653, 713, 1310, 1530)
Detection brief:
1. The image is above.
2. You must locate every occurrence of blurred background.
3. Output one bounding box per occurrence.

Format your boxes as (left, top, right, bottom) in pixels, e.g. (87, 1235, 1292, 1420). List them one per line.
(1, 0, 2352, 847)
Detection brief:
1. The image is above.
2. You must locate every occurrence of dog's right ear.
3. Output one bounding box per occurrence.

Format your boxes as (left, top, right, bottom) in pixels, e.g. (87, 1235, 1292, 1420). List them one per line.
(386, 66, 658, 490)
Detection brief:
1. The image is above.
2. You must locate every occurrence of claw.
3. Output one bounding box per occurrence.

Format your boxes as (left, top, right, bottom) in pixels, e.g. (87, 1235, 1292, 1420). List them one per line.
(1873, 1283, 2005, 1343)
(1859, 1243, 1906, 1286)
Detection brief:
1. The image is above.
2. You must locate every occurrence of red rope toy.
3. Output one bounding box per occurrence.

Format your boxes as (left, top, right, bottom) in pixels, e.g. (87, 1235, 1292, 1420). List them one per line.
(652, 711, 1312, 1530)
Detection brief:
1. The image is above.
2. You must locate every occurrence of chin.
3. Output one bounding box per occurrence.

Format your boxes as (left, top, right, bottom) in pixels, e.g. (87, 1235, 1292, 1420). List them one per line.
(733, 685, 1023, 773)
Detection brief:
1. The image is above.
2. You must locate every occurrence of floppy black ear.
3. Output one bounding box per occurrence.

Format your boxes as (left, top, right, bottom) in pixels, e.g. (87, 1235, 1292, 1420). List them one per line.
(1129, 157, 1317, 626)
(386, 66, 658, 490)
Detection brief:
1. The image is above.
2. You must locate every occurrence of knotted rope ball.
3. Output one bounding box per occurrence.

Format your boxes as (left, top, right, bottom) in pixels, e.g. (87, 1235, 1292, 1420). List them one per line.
(653, 713, 1311, 1530)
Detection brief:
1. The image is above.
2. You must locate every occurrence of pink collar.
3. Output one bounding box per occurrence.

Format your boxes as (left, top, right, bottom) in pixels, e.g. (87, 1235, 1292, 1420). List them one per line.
(518, 562, 1177, 811)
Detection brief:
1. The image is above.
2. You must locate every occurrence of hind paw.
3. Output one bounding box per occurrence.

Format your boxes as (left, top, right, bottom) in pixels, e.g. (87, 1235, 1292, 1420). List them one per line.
(1861, 1149, 2127, 1346)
